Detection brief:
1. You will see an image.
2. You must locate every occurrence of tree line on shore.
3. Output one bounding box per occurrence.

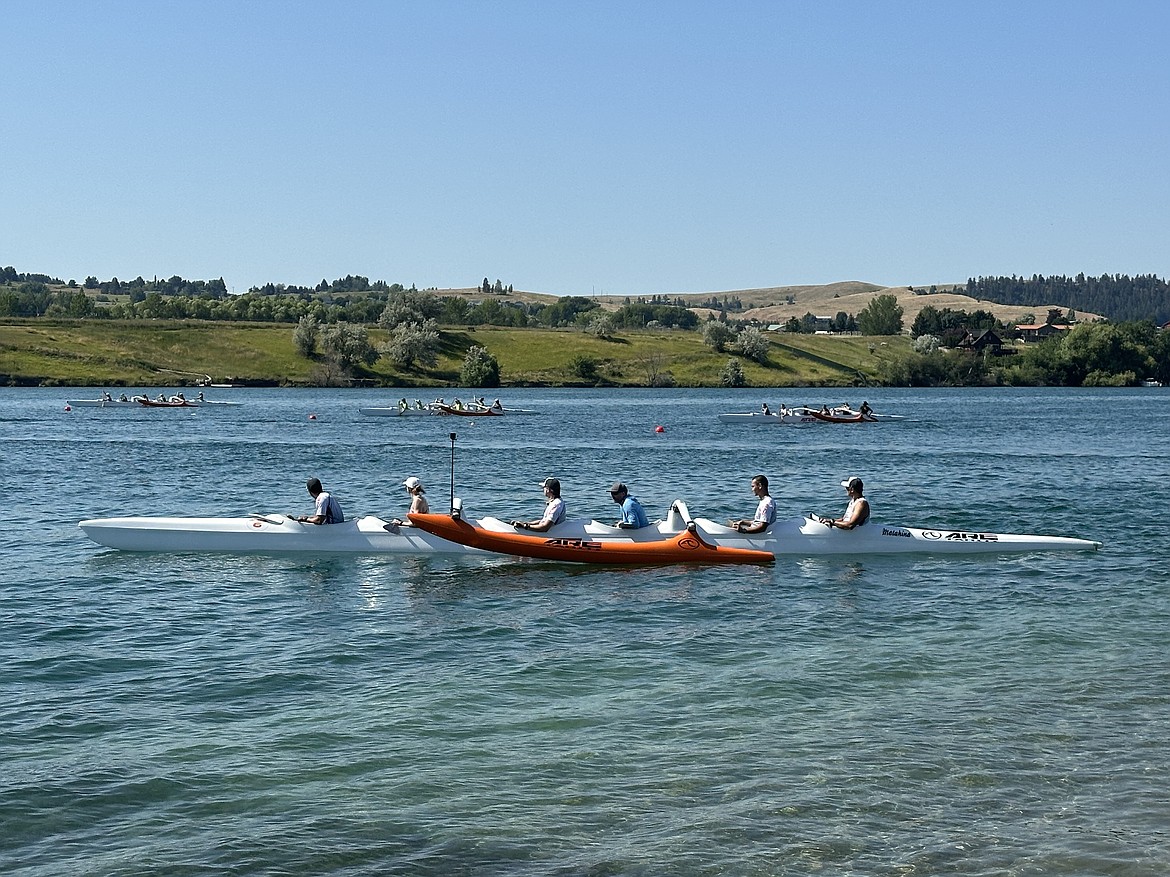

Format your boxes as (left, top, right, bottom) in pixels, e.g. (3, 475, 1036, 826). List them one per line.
(964, 273, 1170, 325)
(3, 267, 1168, 387)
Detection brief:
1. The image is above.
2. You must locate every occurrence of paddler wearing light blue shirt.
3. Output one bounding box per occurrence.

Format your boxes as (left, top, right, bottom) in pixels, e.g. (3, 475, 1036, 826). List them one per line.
(610, 481, 649, 529)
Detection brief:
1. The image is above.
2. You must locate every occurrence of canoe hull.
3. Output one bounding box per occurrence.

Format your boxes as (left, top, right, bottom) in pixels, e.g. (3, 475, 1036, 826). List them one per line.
(718, 408, 903, 424)
(422, 509, 1100, 558)
(68, 399, 240, 408)
(359, 405, 536, 417)
(719, 516, 1101, 554)
(359, 407, 440, 416)
(717, 412, 820, 424)
(409, 513, 775, 565)
(79, 515, 481, 554)
(78, 509, 1100, 558)
(66, 400, 141, 408)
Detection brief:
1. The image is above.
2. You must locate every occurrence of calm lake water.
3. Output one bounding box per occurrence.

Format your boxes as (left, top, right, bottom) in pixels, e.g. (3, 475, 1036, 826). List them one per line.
(2, 386, 1169, 876)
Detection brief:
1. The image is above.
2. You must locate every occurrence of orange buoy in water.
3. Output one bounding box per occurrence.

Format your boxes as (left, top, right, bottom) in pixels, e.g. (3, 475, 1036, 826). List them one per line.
(655, 424, 665, 433)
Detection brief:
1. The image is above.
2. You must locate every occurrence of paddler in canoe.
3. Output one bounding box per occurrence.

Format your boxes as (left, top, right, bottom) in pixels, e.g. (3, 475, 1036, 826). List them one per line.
(609, 482, 649, 529)
(819, 476, 870, 530)
(389, 476, 429, 528)
(509, 477, 567, 532)
(294, 477, 344, 525)
(727, 474, 776, 534)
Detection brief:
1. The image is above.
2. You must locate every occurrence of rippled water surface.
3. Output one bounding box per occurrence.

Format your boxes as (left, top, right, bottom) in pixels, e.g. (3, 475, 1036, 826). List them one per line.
(3, 386, 1169, 875)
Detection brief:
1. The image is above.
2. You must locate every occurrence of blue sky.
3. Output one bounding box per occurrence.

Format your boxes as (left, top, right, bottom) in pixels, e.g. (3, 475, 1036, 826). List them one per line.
(3, 1, 1167, 296)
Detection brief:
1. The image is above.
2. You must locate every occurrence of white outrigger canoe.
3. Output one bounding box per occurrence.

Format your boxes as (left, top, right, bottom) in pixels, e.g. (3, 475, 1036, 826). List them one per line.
(716, 513, 1099, 555)
(459, 502, 1099, 557)
(79, 502, 1099, 557)
(719, 406, 903, 424)
(67, 396, 240, 408)
(78, 513, 482, 554)
(718, 410, 820, 425)
(359, 405, 444, 417)
(360, 404, 537, 417)
(66, 398, 143, 408)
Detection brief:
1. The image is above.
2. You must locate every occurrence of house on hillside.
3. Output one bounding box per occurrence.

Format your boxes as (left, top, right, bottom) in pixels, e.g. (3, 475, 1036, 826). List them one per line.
(957, 329, 1010, 355)
(1015, 323, 1070, 343)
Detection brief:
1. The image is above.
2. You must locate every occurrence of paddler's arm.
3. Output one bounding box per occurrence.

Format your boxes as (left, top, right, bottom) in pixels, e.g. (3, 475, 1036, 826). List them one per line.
(734, 519, 767, 534)
(511, 518, 551, 532)
(828, 499, 868, 530)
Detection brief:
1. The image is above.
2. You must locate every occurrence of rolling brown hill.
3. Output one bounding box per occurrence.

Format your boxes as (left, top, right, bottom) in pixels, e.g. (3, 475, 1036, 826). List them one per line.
(430, 281, 1097, 327)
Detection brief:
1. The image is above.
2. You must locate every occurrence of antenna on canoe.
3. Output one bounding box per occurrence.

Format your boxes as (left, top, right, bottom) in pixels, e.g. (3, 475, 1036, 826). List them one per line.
(449, 432, 457, 515)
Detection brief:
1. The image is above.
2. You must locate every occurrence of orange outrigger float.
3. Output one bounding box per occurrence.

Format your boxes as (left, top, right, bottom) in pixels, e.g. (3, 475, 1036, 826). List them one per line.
(407, 512, 775, 566)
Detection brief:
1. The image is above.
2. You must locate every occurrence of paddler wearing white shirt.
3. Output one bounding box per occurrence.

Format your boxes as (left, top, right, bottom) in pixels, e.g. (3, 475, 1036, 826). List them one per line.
(823, 476, 869, 529)
(295, 477, 344, 524)
(728, 474, 775, 534)
(510, 477, 566, 532)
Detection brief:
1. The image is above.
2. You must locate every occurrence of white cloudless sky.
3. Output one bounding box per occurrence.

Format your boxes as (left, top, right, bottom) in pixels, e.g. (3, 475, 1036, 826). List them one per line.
(3, 0, 1167, 295)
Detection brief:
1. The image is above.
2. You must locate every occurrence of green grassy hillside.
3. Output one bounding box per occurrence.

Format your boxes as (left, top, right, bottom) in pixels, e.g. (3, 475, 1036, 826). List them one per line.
(0, 319, 910, 387)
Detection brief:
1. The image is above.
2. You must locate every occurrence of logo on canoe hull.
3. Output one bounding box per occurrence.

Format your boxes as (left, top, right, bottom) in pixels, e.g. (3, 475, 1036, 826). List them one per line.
(882, 527, 911, 538)
(922, 531, 1000, 542)
(544, 538, 603, 551)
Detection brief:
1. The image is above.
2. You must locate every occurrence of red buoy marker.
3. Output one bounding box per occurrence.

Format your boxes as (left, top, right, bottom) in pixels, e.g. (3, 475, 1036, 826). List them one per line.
(655, 424, 665, 433)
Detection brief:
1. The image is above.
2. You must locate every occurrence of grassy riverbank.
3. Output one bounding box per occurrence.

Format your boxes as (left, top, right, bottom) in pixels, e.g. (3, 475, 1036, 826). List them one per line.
(0, 319, 909, 387)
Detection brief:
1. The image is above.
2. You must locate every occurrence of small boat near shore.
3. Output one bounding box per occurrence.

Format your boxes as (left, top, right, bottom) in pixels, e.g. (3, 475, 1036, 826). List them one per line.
(137, 398, 201, 408)
(719, 405, 903, 424)
(67, 394, 241, 409)
(718, 409, 820, 424)
(360, 402, 538, 417)
(359, 405, 443, 417)
(66, 398, 143, 408)
(79, 514, 480, 554)
(437, 404, 503, 417)
(809, 409, 878, 423)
